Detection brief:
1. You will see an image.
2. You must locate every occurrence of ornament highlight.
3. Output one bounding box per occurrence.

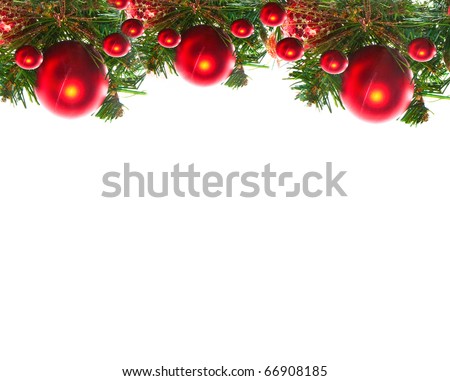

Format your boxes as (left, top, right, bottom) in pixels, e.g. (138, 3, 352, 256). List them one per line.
(260, 2, 287, 27)
(408, 38, 437, 62)
(175, 25, 236, 86)
(35, 41, 109, 118)
(230, 19, 254, 39)
(341, 46, 414, 123)
(121, 18, 144, 38)
(320, 50, 348, 74)
(108, 0, 130, 10)
(15, 45, 43, 70)
(103, 33, 132, 57)
(276, 37, 304, 61)
(157, 28, 181, 48)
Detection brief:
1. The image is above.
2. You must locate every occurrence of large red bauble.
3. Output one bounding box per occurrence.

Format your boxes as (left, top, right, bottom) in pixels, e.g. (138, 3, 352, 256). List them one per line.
(408, 38, 437, 62)
(35, 41, 109, 118)
(276, 37, 304, 61)
(260, 2, 287, 27)
(15, 45, 43, 70)
(341, 46, 414, 123)
(175, 25, 236, 87)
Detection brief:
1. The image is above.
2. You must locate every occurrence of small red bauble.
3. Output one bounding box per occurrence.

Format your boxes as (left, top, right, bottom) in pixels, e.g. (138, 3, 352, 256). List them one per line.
(35, 41, 109, 118)
(15, 45, 43, 70)
(121, 18, 144, 38)
(157, 29, 181, 48)
(230, 19, 254, 38)
(103, 33, 132, 57)
(175, 25, 236, 86)
(260, 2, 287, 27)
(408, 38, 437, 62)
(276, 38, 304, 61)
(341, 45, 414, 123)
(320, 50, 348, 74)
(108, 0, 130, 10)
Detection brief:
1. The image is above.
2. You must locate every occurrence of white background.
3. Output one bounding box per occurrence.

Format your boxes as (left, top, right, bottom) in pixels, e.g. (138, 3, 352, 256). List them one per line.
(0, 63, 449, 381)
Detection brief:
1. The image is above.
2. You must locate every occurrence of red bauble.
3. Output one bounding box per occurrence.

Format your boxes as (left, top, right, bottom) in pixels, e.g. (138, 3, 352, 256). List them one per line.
(157, 29, 181, 48)
(15, 45, 43, 70)
(121, 18, 144, 38)
(126, 0, 166, 28)
(103, 33, 132, 57)
(35, 41, 109, 118)
(408, 38, 437, 62)
(108, 0, 130, 10)
(320, 50, 348, 74)
(341, 46, 414, 123)
(260, 2, 287, 27)
(276, 37, 304, 61)
(175, 25, 236, 87)
(230, 19, 254, 38)
(282, 0, 334, 47)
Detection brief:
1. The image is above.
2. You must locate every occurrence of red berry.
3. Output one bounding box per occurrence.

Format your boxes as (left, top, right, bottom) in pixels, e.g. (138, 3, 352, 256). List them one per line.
(320, 50, 349, 74)
(103, 33, 132, 57)
(230, 19, 254, 38)
(158, 29, 181, 48)
(121, 19, 145, 38)
(276, 38, 304, 61)
(260, 2, 287, 27)
(15, 45, 43, 70)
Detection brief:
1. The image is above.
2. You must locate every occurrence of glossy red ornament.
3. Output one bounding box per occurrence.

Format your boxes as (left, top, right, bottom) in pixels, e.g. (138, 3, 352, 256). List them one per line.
(260, 2, 287, 27)
(276, 38, 304, 61)
(157, 29, 181, 48)
(320, 50, 348, 74)
(103, 33, 132, 57)
(15, 45, 43, 70)
(341, 46, 414, 123)
(175, 25, 236, 86)
(35, 41, 109, 118)
(408, 38, 437, 62)
(121, 18, 144, 38)
(108, 0, 130, 10)
(230, 19, 254, 38)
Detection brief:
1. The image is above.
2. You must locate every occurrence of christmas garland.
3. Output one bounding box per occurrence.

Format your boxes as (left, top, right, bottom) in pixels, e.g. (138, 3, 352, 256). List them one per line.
(1, 0, 449, 125)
